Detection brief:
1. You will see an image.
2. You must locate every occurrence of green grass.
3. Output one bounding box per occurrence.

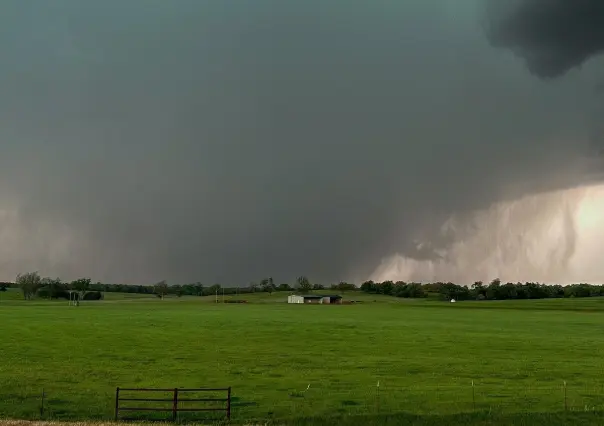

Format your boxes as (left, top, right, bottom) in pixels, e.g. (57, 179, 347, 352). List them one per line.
(0, 288, 24, 301)
(2, 293, 604, 425)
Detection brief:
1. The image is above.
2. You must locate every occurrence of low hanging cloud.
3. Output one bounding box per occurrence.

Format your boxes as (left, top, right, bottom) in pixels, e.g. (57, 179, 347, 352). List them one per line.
(486, 0, 604, 79)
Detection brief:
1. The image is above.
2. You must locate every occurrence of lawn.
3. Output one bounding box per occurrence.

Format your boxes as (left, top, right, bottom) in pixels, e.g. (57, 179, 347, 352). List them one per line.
(2, 292, 604, 425)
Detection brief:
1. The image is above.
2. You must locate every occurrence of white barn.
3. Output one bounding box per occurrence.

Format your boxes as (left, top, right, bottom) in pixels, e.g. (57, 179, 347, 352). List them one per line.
(287, 295, 342, 304)
(288, 295, 305, 304)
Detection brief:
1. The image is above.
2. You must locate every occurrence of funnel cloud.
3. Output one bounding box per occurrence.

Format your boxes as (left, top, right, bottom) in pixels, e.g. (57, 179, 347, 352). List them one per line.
(0, 0, 603, 285)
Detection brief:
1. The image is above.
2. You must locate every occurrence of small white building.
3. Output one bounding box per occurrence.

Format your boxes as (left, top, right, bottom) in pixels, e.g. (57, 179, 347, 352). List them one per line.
(288, 295, 305, 304)
(288, 295, 342, 304)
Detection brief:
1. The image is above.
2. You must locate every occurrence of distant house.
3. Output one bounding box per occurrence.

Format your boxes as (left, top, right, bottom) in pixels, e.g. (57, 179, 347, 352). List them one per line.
(287, 295, 342, 304)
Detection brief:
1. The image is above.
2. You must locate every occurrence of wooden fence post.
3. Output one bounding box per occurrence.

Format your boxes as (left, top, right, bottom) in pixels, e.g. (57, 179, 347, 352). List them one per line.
(227, 387, 232, 420)
(114, 387, 120, 421)
(172, 388, 179, 422)
(563, 381, 567, 411)
(40, 388, 45, 418)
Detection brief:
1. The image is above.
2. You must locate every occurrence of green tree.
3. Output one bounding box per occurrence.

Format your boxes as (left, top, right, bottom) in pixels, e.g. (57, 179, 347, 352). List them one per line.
(207, 283, 221, 295)
(70, 278, 91, 302)
(335, 281, 356, 294)
(261, 277, 276, 295)
(172, 284, 183, 297)
(471, 280, 485, 300)
(40, 277, 65, 299)
(297, 276, 312, 293)
(486, 278, 502, 300)
(16, 271, 42, 300)
(360, 280, 376, 293)
(154, 280, 169, 299)
(277, 283, 291, 292)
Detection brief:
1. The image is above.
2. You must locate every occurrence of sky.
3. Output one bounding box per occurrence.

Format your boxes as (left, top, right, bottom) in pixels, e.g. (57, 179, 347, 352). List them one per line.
(0, 0, 603, 286)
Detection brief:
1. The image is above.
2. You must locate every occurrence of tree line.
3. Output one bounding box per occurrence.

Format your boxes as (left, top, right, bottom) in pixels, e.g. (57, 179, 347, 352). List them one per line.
(10, 272, 103, 301)
(359, 279, 604, 301)
(5, 273, 358, 300)
(147, 276, 358, 298)
(7, 271, 604, 302)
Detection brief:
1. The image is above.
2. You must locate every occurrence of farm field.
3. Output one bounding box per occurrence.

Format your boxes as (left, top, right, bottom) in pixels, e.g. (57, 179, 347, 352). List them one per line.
(2, 291, 604, 425)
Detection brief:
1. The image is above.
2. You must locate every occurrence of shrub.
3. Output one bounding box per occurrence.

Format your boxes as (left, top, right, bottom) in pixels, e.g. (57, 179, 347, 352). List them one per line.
(83, 291, 102, 300)
(36, 287, 51, 299)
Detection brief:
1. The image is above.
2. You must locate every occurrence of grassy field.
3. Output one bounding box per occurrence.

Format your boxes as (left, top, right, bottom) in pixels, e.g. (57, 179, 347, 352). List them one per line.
(2, 290, 604, 425)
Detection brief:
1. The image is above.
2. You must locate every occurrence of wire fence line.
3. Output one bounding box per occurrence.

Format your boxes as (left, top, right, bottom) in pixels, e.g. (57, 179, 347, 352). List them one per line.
(3, 381, 604, 422)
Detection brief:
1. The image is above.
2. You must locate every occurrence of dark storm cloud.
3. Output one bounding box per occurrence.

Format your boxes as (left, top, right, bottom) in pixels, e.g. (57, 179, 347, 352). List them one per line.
(486, 0, 604, 78)
(0, 0, 600, 285)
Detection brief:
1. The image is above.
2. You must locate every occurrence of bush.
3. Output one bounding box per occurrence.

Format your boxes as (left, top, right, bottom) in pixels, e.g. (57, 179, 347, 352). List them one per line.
(54, 290, 70, 300)
(83, 291, 102, 300)
(36, 287, 51, 299)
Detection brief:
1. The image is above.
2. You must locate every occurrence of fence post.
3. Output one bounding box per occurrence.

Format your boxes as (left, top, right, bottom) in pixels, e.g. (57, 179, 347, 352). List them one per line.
(563, 381, 567, 411)
(172, 388, 179, 422)
(227, 387, 232, 420)
(472, 380, 475, 411)
(40, 388, 45, 418)
(114, 387, 120, 421)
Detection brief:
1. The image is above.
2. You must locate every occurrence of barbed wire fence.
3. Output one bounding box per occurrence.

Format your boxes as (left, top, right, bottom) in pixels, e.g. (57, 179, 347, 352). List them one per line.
(258, 380, 604, 420)
(3, 380, 604, 422)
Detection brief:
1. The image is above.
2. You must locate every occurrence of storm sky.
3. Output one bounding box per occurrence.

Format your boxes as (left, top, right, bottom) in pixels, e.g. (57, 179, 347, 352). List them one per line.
(1, 0, 603, 285)
(486, 0, 604, 79)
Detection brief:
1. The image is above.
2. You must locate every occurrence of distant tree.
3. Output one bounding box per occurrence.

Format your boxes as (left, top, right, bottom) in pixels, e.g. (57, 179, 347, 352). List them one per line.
(360, 280, 376, 293)
(486, 278, 502, 300)
(0, 283, 6, 302)
(154, 280, 169, 299)
(70, 278, 91, 302)
(203, 283, 221, 297)
(439, 282, 471, 301)
(334, 282, 356, 293)
(40, 277, 67, 299)
(16, 271, 42, 300)
(277, 283, 291, 292)
(261, 277, 276, 295)
(193, 282, 204, 296)
(407, 283, 426, 298)
(380, 281, 394, 295)
(312, 283, 325, 290)
(172, 284, 184, 297)
(471, 281, 485, 300)
(296, 276, 312, 293)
